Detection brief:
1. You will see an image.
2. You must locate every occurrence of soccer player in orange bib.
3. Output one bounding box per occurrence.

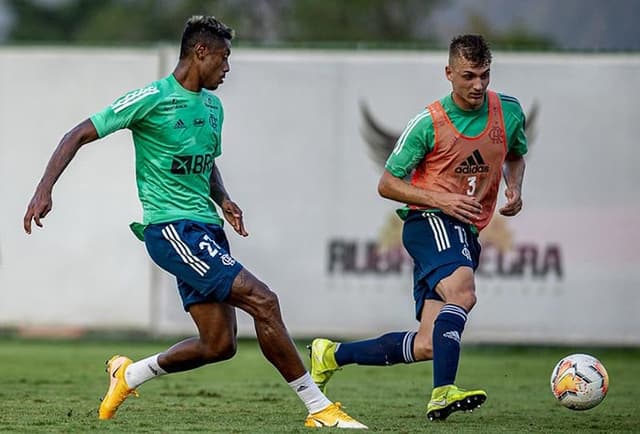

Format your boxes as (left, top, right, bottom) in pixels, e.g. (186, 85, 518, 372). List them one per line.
(310, 34, 527, 422)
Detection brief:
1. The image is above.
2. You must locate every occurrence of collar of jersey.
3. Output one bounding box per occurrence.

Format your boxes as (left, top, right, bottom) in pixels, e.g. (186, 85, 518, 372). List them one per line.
(168, 73, 202, 97)
(443, 92, 488, 117)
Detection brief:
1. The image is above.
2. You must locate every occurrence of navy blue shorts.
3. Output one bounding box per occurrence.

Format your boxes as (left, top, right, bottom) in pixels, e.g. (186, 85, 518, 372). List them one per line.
(144, 219, 244, 311)
(402, 211, 481, 320)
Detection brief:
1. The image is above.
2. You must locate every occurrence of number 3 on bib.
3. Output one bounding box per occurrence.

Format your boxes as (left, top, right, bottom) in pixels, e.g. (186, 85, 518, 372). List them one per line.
(466, 176, 477, 196)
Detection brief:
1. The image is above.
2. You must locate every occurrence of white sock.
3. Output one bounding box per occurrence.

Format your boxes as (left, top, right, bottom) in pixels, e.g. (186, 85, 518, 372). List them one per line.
(124, 354, 167, 389)
(288, 372, 332, 414)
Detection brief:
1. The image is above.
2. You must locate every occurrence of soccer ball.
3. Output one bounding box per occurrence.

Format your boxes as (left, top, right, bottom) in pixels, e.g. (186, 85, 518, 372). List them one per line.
(550, 353, 609, 410)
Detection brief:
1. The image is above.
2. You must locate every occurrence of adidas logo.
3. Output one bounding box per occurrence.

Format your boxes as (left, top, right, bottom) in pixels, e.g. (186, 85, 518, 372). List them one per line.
(173, 119, 186, 129)
(455, 149, 489, 174)
(443, 331, 461, 343)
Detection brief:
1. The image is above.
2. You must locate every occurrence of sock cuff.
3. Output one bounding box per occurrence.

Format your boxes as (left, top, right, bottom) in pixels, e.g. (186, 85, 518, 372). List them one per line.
(287, 372, 312, 389)
(288, 372, 332, 414)
(124, 353, 166, 389)
(403, 331, 417, 363)
(439, 304, 468, 322)
(148, 354, 168, 375)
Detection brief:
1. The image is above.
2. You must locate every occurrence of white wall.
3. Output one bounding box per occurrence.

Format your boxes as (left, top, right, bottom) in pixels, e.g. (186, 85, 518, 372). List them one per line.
(1, 47, 638, 344)
(0, 48, 157, 328)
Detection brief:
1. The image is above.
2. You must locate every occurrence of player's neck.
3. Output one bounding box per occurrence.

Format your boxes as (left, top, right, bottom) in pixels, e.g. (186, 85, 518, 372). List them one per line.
(172, 62, 202, 92)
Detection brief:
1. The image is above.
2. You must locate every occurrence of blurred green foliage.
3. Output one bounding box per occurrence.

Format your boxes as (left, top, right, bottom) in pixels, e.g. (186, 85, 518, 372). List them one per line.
(5, 0, 555, 49)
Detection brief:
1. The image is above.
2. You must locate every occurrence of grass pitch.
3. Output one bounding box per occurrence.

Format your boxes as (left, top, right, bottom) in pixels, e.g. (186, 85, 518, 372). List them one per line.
(0, 337, 638, 433)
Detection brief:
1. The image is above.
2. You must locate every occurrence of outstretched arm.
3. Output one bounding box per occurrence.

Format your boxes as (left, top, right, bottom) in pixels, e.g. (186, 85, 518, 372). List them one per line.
(23, 119, 99, 234)
(210, 163, 248, 237)
(377, 170, 482, 225)
(499, 151, 526, 216)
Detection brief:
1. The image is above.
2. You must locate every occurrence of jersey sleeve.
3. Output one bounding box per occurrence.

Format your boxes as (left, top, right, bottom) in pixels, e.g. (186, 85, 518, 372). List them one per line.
(500, 94, 528, 157)
(384, 109, 434, 178)
(90, 83, 161, 138)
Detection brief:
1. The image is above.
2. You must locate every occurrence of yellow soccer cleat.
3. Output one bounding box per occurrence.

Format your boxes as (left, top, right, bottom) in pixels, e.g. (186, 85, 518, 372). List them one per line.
(307, 338, 340, 394)
(304, 402, 368, 429)
(426, 384, 487, 421)
(98, 355, 139, 420)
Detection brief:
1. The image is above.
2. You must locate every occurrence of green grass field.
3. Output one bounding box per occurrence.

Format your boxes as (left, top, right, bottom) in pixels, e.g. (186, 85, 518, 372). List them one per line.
(0, 337, 638, 433)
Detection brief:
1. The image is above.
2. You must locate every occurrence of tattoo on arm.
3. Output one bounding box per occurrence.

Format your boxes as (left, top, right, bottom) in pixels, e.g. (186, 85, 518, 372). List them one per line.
(209, 163, 230, 206)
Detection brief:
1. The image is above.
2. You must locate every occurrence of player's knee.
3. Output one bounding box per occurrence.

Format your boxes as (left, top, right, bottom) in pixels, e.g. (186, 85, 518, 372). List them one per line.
(201, 338, 237, 363)
(254, 287, 280, 321)
(461, 290, 477, 311)
(446, 285, 477, 312)
(440, 267, 477, 311)
(242, 279, 280, 320)
(413, 335, 433, 361)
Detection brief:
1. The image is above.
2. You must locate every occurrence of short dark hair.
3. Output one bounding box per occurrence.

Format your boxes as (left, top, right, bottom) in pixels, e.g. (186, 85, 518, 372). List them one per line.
(449, 34, 492, 67)
(179, 15, 234, 59)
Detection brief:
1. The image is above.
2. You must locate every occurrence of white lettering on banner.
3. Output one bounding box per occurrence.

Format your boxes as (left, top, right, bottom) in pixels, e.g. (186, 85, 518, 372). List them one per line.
(326, 218, 563, 279)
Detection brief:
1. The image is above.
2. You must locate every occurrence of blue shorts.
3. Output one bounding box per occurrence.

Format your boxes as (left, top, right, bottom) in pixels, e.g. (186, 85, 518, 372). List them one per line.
(144, 219, 244, 311)
(402, 211, 481, 320)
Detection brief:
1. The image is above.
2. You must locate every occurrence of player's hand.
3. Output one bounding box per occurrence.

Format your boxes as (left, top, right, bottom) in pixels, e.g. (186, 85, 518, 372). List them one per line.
(221, 198, 248, 237)
(434, 191, 482, 225)
(499, 187, 523, 216)
(23, 187, 53, 234)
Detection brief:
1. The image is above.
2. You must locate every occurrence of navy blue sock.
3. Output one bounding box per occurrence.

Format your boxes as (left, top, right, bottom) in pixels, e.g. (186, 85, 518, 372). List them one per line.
(432, 304, 468, 387)
(334, 331, 416, 366)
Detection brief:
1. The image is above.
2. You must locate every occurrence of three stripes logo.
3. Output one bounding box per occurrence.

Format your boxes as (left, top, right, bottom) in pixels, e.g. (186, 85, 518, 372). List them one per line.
(161, 225, 238, 278)
(161, 224, 210, 277)
(424, 213, 450, 252)
(455, 149, 490, 174)
(173, 119, 186, 129)
(111, 85, 159, 113)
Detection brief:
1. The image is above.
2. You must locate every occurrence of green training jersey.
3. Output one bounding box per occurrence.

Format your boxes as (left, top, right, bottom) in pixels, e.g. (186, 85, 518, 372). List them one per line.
(386, 92, 528, 179)
(90, 73, 225, 233)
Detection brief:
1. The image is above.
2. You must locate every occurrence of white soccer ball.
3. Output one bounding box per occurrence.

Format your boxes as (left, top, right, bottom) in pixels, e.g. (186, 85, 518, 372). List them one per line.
(550, 353, 609, 410)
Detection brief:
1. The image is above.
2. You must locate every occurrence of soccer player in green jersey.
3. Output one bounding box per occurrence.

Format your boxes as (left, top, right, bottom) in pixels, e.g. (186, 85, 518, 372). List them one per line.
(23, 15, 366, 429)
(309, 34, 527, 422)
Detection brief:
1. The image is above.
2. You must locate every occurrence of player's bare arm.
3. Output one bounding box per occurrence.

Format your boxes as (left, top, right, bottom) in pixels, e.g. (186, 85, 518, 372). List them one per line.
(499, 151, 526, 217)
(209, 162, 248, 236)
(378, 169, 482, 225)
(23, 119, 99, 234)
